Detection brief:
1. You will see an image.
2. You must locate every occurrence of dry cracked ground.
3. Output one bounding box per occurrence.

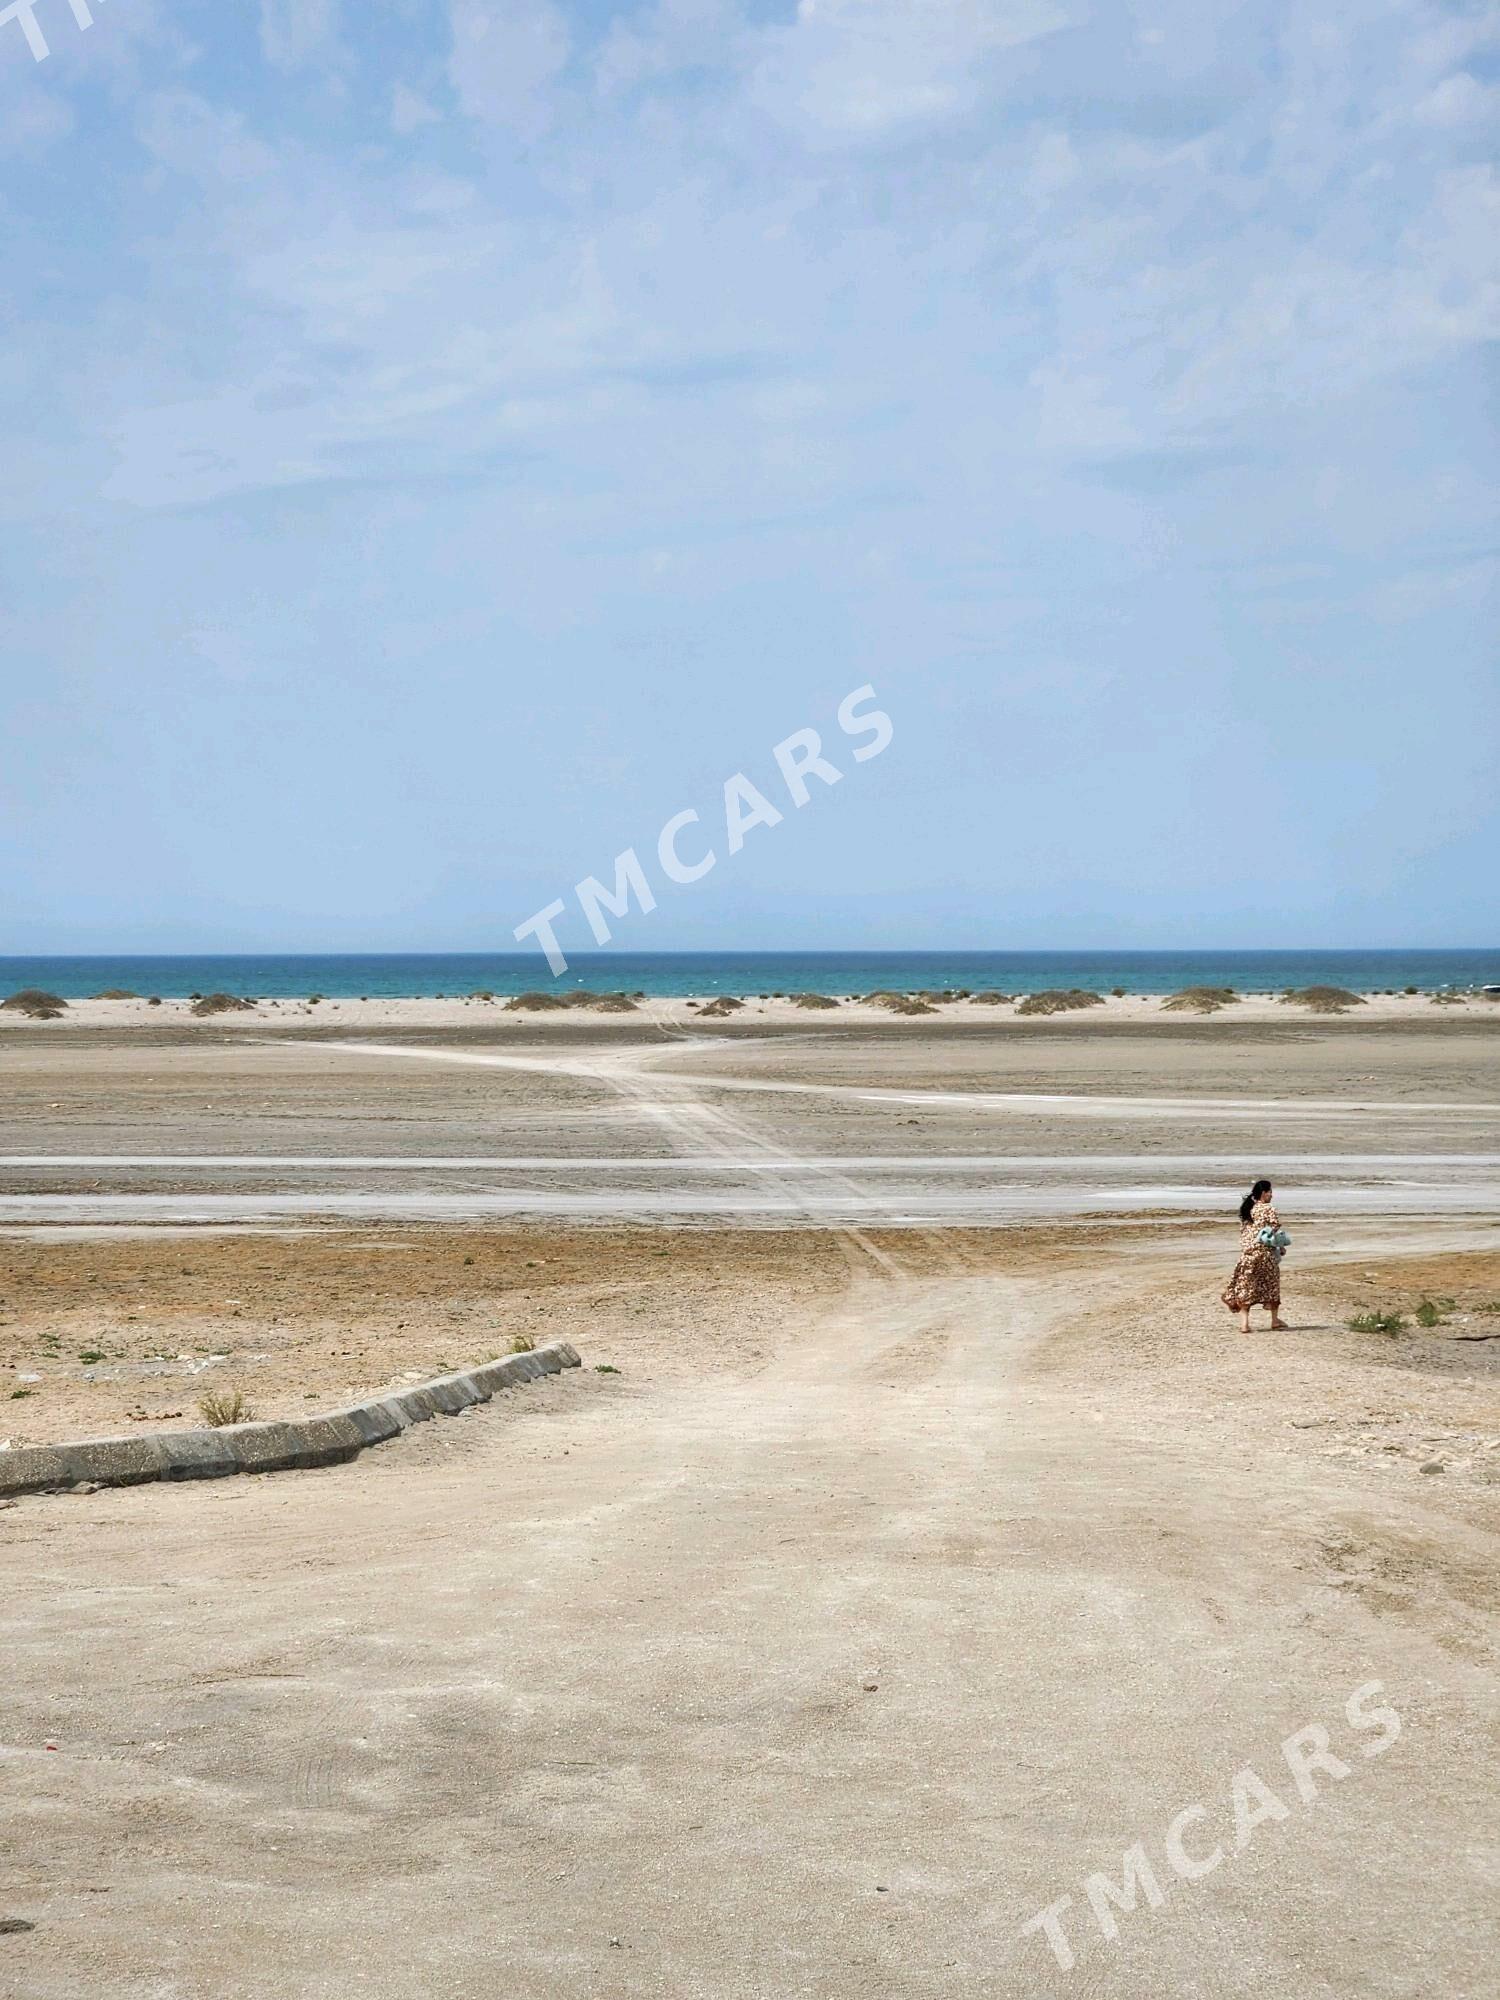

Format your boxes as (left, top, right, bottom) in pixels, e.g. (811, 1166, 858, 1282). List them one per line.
(2, 1013, 1498, 1997)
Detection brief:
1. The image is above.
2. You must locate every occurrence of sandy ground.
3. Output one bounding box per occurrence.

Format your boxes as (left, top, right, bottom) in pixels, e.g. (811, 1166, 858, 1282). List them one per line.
(2, 1013, 1499, 1996)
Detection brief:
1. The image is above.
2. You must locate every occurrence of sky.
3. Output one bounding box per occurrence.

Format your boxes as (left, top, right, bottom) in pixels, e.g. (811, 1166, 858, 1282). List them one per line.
(1, 0, 1496, 956)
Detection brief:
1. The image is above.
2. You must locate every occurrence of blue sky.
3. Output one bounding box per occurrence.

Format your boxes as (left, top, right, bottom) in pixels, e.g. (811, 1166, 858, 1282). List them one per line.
(1, 0, 1496, 953)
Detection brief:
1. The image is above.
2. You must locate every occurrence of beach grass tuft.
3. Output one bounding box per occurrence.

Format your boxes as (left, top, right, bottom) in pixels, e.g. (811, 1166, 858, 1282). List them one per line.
(2, 988, 68, 1018)
(191, 992, 255, 1017)
(1015, 989, 1106, 1017)
(199, 1389, 255, 1427)
(1281, 986, 1365, 1013)
(1162, 986, 1239, 1013)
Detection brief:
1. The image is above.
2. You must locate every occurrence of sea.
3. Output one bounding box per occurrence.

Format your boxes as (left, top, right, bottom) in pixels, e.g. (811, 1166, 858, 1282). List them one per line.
(3, 949, 1498, 1001)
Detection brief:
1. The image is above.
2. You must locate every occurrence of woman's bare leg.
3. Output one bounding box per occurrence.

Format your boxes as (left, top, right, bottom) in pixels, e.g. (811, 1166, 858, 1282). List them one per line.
(1270, 1310, 1288, 1329)
(1238, 1307, 1251, 1333)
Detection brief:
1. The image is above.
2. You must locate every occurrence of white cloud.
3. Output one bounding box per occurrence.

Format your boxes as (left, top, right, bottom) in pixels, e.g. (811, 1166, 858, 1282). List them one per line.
(447, 0, 571, 136)
(391, 82, 443, 133)
(746, 0, 1071, 145)
(259, 0, 342, 70)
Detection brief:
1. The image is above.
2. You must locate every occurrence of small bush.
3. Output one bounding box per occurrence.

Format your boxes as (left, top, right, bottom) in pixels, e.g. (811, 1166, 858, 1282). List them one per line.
(91, 988, 138, 1000)
(1413, 1299, 1447, 1327)
(1282, 986, 1365, 1014)
(887, 996, 936, 1015)
(790, 993, 839, 1009)
(1162, 986, 1238, 1014)
(2, 988, 68, 1018)
(967, 990, 1013, 1005)
(191, 992, 254, 1017)
(509, 1334, 536, 1353)
(1348, 1310, 1406, 1336)
(1403, 985, 1419, 995)
(698, 996, 740, 1018)
(1430, 991, 1465, 1006)
(147, 996, 163, 1006)
(1015, 989, 1106, 1017)
(1111, 986, 1127, 997)
(199, 1389, 255, 1427)
(469, 989, 495, 1001)
(560, 990, 638, 1011)
(506, 991, 568, 1011)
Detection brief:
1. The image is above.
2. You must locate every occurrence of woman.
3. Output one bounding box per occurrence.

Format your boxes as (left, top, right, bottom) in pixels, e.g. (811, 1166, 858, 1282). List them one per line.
(1222, 1178, 1288, 1332)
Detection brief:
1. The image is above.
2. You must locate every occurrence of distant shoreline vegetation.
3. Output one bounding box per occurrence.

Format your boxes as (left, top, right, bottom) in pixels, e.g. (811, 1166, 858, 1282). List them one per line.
(1, 950, 1497, 1002)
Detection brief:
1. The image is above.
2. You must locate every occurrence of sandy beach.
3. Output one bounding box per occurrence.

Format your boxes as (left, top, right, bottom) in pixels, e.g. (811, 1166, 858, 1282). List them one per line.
(3, 1007, 1499, 1996)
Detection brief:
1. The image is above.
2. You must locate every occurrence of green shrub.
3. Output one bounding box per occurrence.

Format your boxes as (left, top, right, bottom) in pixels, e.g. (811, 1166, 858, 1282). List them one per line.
(506, 991, 568, 1011)
(1348, 1310, 1406, 1335)
(790, 993, 839, 1008)
(91, 988, 137, 1000)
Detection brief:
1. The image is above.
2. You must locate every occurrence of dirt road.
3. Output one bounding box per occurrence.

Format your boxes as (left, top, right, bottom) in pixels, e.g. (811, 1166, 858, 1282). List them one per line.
(3, 1019, 1498, 1995)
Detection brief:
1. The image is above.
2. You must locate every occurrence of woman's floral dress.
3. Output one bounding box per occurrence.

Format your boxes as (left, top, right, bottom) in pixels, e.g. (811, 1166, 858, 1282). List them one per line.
(1222, 1199, 1281, 1312)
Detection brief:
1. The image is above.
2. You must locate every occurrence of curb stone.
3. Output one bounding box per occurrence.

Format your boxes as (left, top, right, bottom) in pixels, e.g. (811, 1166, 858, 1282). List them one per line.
(0, 1343, 581, 1499)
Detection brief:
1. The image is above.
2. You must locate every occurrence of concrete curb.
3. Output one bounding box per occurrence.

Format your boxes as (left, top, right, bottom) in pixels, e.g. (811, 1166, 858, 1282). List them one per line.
(0, 1343, 582, 1499)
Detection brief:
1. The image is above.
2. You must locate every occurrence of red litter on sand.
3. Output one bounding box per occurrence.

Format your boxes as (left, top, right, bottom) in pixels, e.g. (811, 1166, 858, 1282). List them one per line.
(44, 1741, 57, 1752)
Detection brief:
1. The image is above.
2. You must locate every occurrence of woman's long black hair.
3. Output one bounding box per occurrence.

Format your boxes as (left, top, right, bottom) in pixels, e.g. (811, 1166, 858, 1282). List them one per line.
(1239, 1178, 1273, 1223)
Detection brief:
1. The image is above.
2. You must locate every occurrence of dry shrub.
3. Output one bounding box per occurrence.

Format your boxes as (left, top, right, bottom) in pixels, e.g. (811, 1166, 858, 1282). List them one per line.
(1162, 986, 1238, 1014)
(865, 990, 914, 1010)
(506, 991, 568, 1011)
(886, 996, 936, 1016)
(469, 989, 496, 1001)
(91, 988, 138, 1000)
(790, 993, 839, 1009)
(199, 1389, 255, 1427)
(1281, 986, 1365, 1014)
(967, 990, 1014, 1005)
(559, 990, 639, 1011)
(191, 992, 255, 1016)
(697, 996, 740, 1018)
(2, 988, 68, 1018)
(1015, 989, 1105, 1017)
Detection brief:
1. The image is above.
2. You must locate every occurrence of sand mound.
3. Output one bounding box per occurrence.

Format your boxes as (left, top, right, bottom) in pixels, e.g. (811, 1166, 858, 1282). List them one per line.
(2, 988, 68, 1019)
(191, 993, 256, 1017)
(1015, 989, 1105, 1017)
(1281, 986, 1365, 1014)
(1162, 986, 1238, 1014)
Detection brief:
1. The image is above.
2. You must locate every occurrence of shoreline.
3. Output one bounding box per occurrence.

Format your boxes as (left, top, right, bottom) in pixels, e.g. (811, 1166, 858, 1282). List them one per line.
(4, 989, 1500, 1030)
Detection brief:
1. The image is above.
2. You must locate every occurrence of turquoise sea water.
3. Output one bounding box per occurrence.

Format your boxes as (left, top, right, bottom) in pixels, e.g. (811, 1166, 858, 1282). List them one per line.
(3, 949, 1498, 1000)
